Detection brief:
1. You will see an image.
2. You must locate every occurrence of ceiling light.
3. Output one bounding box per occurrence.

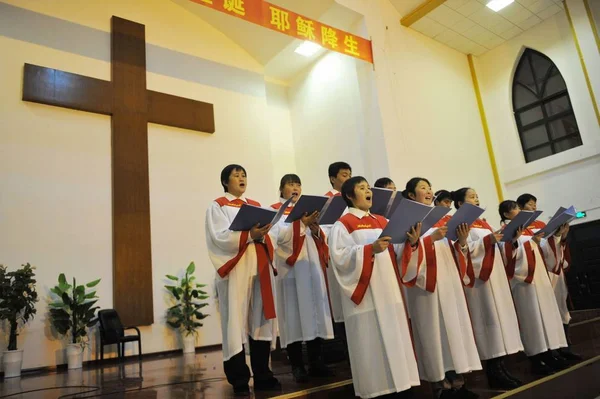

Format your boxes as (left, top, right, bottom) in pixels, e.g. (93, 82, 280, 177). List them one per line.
(486, 0, 514, 12)
(294, 41, 321, 57)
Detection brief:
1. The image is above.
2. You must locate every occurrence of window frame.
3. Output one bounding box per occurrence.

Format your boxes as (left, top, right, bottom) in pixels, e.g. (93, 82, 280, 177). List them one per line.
(512, 49, 582, 163)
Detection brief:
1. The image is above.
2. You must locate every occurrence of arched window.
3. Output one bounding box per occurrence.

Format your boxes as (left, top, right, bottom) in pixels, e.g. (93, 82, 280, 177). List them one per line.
(512, 49, 582, 163)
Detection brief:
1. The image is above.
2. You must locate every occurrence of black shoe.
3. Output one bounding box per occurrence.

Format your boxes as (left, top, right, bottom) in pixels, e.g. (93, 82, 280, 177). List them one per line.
(498, 360, 522, 386)
(308, 362, 336, 377)
(254, 376, 282, 391)
(559, 347, 582, 361)
(530, 355, 555, 376)
(292, 366, 309, 383)
(544, 351, 569, 371)
(487, 367, 520, 390)
(233, 384, 250, 396)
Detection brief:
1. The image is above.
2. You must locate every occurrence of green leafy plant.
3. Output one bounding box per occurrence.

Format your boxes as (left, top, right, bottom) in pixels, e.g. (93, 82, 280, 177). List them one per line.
(165, 262, 209, 337)
(0, 263, 39, 351)
(49, 274, 101, 346)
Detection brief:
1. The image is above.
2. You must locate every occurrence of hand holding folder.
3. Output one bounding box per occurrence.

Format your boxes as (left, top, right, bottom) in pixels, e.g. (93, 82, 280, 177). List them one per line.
(284, 195, 329, 223)
(500, 210, 538, 242)
(229, 197, 293, 232)
(380, 199, 439, 243)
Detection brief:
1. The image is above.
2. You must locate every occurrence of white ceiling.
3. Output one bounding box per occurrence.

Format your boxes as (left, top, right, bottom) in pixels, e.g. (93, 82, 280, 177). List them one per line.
(396, 0, 565, 56)
(171, 0, 363, 83)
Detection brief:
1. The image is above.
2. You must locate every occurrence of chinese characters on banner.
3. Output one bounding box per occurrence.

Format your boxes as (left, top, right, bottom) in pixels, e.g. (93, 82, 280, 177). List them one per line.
(189, 0, 374, 64)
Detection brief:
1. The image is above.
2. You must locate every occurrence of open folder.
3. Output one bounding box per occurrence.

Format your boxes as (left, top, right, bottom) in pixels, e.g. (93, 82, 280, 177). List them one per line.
(445, 203, 486, 241)
(229, 197, 293, 231)
(318, 195, 347, 225)
(380, 199, 446, 243)
(420, 206, 452, 237)
(500, 210, 539, 242)
(284, 195, 330, 223)
(535, 206, 576, 237)
(370, 187, 396, 217)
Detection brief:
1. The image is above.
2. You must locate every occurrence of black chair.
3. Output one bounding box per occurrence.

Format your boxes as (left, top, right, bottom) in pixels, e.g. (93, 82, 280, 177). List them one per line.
(98, 309, 142, 361)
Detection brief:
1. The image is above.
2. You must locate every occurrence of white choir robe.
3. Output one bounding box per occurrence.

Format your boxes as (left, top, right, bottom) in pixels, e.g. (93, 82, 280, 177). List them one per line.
(529, 221, 572, 325)
(205, 193, 278, 361)
(330, 208, 420, 398)
(500, 230, 567, 356)
(403, 225, 482, 382)
(269, 200, 334, 348)
(321, 188, 346, 323)
(463, 219, 523, 360)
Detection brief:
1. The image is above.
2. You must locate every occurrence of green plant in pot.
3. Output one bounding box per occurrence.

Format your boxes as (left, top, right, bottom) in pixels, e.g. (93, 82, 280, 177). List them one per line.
(165, 262, 209, 354)
(49, 274, 100, 370)
(0, 263, 38, 378)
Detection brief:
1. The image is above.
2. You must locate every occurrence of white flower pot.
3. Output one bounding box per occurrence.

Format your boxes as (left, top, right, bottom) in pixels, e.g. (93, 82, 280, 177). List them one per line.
(66, 344, 83, 370)
(2, 349, 23, 378)
(183, 334, 196, 354)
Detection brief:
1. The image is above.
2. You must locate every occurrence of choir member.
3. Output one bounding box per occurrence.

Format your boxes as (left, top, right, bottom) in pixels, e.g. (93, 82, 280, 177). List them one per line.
(329, 176, 420, 398)
(374, 177, 397, 191)
(205, 164, 280, 396)
(269, 174, 335, 382)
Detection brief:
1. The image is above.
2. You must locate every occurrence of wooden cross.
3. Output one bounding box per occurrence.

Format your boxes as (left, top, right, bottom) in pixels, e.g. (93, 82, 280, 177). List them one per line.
(22, 16, 215, 326)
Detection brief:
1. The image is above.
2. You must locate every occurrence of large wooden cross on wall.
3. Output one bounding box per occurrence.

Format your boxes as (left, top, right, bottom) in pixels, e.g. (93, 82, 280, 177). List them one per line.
(22, 16, 215, 326)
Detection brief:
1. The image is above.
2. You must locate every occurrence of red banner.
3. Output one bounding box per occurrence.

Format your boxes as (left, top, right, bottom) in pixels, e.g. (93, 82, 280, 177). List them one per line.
(189, 0, 373, 64)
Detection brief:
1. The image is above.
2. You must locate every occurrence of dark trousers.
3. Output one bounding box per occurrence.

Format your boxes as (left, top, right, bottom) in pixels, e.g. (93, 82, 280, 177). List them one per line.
(286, 338, 323, 368)
(223, 336, 273, 387)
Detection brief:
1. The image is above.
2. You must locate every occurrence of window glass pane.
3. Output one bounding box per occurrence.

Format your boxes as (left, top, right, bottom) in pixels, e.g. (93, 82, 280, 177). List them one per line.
(531, 54, 553, 88)
(549, 114, 579, 140)
(525, 144, 553, 162)
(521, 125, 550, 149)
(518, 106, 544, 126)
(515, 58, 537, 93)
(514, 84, 539, 109)
(554, 136, 583, 153)
(543, 71, 567, 97)
(545, 95, 571, 116)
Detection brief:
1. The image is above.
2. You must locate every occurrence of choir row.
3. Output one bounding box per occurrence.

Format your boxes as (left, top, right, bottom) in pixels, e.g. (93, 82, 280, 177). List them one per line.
(204, 162, 576, 399)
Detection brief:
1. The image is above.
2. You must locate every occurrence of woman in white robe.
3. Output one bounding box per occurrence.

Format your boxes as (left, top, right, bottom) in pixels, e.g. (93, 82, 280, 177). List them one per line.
(450, 188, 523, 390)
(498, 200, 569, 376)
(401, 178, 481, 399)
(269, 174, 334, 382)
(517, 194, 580, 360)
(329, 176, 420, 399)
(205, 164, 280, 395)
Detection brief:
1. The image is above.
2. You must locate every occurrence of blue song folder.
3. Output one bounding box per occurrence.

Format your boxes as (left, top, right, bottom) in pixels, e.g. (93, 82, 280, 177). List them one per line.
(229, 197, 292, 231)
(445, 203, 486, 242)
(500, 210, 537, 242)
(284, 195, 329, 223)
(380, 199, 432, 243)
(419, 206, 452, 237)
(370, 187, 395, 217)
(535, 206, 576, 237)
(385, 194, 403, 219)
(318, 195, 347, 225)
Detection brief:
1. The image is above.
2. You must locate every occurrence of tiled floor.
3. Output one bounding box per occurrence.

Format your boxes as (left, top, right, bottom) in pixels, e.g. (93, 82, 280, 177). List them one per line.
(1, 317, 599, 398)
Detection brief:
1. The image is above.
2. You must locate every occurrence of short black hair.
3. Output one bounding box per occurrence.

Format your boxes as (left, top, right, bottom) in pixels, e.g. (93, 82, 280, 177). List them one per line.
(220, 164, 246, 192)
(328, 162, 352, 187)
(402, 177, 432, 199)
(279, 174, 301, 197)
(499, 200, 519, 223)
(451, 187, 471, 209)
(374, 177, 394, 188)
(434, 189, 452, 205)
(341, 176, 368, 208)
(516, 193, 537, 209)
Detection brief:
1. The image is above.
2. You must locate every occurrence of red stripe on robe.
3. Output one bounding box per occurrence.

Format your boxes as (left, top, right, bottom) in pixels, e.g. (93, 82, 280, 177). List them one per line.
(423, 236, 437, 293)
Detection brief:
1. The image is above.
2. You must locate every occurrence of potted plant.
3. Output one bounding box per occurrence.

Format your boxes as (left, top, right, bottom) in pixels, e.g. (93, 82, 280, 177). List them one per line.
(48, 274, 100, 370)
(0, 263, 38, 378)
(165, 262, 209, 353)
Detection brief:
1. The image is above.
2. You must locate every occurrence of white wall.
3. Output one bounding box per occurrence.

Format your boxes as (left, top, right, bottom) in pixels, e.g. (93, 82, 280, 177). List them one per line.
(475, 1, 600, 223)
(288, 51, 368, 194)
(335, 0, 500, 224)
(0, 0, 278, 370)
